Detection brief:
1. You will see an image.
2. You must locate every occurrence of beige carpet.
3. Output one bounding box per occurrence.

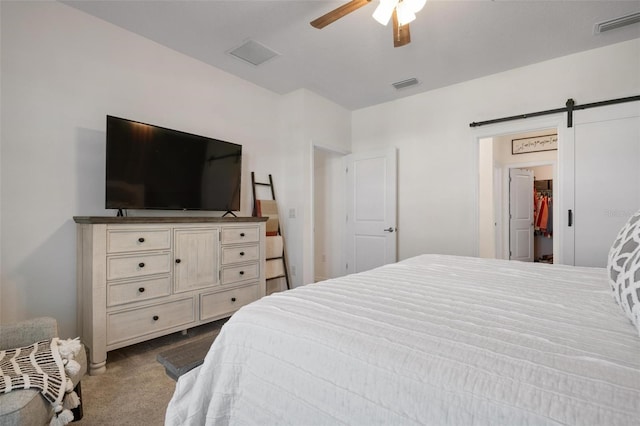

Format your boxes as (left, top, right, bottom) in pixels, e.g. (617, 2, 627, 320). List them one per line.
(75, 319, 226, 425)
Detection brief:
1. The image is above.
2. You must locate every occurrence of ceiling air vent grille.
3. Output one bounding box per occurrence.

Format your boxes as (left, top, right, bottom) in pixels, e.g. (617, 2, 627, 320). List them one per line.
(594, 11, 640, 34)
(228, 40, 279, 66)
(392, 78, 419, 90)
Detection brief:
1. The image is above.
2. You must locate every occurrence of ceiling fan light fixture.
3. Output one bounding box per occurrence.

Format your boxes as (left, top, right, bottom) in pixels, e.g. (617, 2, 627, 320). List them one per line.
(373, 0, 398, 26)
(396, 1, 416, 25)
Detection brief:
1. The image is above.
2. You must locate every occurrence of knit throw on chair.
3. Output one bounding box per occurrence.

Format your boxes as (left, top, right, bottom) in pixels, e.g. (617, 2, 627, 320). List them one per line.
(0, 338, 82, 426)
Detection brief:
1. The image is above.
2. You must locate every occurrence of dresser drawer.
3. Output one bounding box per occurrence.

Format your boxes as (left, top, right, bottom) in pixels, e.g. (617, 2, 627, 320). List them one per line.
(107, 276, 171, 307)
(221, 244, 259, 265)
(107, 297, 195, 345)
(107, 252, 171, 281)
(107, 229, 171, 254)
(200, 284, 260, 321)
(221, 226, 260, 244)
(221, 262, 259, 285)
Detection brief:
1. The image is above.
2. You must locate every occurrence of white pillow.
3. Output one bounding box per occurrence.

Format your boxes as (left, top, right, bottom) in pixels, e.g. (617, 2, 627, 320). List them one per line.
(607, 210, 640, 335)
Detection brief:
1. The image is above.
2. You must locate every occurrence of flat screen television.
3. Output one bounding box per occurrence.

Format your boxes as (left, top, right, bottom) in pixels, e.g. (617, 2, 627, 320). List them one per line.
(105, 115, 242, 212)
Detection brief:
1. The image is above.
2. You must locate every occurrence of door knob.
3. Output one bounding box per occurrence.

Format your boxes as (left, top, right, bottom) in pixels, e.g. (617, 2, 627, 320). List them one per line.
(383, 227, 395, 233)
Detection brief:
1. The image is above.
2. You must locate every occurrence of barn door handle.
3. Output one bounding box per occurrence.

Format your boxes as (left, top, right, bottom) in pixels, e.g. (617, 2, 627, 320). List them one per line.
(568, 209, 573, 227)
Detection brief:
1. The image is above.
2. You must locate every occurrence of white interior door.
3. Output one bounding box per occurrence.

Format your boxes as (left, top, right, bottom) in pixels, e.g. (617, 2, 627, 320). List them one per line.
(509, 168, 534, 262)
(346, 149, 397, 274)
(572, 103, 640, 267)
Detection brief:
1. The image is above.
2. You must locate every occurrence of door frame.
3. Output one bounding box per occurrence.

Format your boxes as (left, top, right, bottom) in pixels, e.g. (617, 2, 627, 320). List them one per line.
(310, 142, 350, 283)
(502, 161, 556, 260)
(344, 148, 398, 274)
(473, 114, 567, 263)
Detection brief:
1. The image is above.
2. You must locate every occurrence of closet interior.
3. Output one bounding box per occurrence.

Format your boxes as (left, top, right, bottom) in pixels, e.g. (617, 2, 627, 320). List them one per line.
(533, 172, 553, 263)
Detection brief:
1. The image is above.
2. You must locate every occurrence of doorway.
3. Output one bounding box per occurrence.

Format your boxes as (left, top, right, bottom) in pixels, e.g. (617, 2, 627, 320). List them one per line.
(313, 145, 347, 282)
(479, 128, 558, 262)
(531, 165, 554, 263)
(344, 149, 398, 274)
(312, 146, 398, 282)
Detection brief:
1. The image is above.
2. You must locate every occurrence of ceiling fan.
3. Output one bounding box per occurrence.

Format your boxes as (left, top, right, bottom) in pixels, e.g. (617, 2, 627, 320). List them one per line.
(310, 0, 427, 47)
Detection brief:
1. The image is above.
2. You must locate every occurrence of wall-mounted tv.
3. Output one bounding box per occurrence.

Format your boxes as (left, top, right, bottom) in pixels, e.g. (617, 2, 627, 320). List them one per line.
(105, 115, 242, 212)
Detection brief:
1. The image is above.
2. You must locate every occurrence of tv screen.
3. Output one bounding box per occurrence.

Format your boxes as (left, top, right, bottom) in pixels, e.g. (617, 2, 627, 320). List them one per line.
(105, 116, 241, 212)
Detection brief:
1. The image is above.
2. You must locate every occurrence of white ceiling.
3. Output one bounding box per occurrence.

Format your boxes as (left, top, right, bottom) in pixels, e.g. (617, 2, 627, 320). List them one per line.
(64, 0, 640, 110)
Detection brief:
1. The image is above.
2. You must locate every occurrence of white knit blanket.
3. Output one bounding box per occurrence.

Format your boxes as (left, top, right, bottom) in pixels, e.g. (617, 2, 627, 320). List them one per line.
(0, 338, 81, 425)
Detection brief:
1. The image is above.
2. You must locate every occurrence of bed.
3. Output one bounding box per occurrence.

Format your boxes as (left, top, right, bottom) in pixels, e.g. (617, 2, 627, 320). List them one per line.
(165, 253, 640, 425)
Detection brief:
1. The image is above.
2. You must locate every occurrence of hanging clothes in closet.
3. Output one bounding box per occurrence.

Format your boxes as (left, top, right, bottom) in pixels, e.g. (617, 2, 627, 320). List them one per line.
(534, 190, 553, 237)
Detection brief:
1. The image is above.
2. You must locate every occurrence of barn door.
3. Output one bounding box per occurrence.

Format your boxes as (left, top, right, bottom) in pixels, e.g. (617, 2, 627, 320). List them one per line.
(567, 102, 640, 267)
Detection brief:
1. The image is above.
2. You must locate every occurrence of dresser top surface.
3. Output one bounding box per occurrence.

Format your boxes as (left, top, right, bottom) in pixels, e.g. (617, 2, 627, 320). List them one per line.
(73, 216, 268, 224)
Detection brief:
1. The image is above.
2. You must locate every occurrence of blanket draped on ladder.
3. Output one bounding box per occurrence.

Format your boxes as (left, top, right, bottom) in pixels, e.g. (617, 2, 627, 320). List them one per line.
(0, 337, 82, 426)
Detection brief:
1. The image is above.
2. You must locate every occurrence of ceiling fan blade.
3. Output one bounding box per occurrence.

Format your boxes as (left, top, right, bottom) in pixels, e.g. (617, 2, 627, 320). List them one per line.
(310, 0, 371, 29)
(392, 9, 411, 47)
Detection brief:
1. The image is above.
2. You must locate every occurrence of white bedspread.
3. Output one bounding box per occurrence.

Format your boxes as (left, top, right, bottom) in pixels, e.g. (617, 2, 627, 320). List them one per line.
(165, 255, 640, 425)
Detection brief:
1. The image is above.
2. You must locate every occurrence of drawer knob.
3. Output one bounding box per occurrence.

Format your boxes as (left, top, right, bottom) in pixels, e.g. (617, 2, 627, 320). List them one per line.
(240, 233, 245, 237)
(231, 297, 236, 302)
(153, 315, 159, 321)
(239, 251, 245, 256)
(138, 262, 145, 268)
(239, 270, 245, 275)
(138, 237, 145, 243)
(175, 259, 181, 264)
(138, 287, 145, 293)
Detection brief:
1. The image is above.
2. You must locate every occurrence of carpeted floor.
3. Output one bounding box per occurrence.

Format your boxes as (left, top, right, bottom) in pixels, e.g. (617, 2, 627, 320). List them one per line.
(75, 318, 227, 425)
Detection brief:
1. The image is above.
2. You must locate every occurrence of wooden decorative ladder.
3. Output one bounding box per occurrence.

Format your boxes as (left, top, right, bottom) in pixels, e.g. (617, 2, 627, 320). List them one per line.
(251, 172, 291, 291)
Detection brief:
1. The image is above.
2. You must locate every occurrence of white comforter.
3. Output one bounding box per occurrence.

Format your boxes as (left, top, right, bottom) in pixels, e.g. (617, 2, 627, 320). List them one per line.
(165, 255, 640, 425)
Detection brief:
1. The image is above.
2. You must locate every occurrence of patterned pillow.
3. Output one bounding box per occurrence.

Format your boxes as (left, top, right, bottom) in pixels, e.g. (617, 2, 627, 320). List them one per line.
(607, 210, 640, 335)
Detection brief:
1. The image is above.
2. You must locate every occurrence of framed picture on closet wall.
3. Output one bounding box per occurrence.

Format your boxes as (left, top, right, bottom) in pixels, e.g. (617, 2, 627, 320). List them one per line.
(512, 134, 558, 155)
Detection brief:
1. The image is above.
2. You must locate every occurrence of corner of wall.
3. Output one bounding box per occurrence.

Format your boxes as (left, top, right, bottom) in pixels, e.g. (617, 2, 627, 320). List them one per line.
(0, 0, 4, 322)
(276, 88, 353, 287)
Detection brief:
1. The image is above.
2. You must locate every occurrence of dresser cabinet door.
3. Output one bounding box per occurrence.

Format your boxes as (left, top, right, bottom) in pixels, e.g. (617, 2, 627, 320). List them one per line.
(174, 228, 220, 292)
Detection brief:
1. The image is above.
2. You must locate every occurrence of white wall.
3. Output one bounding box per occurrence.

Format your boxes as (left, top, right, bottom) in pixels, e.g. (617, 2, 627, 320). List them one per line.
(0, 1, 3, 316)
(314, 149, 332, 281)
(493, 131, 557, 165)
(531, 165, 553, 181)
(352, 38, 640, 261)
(278, 89, 351, 287)
(0, 1, 350, 336)
(478, 138, 494, 258)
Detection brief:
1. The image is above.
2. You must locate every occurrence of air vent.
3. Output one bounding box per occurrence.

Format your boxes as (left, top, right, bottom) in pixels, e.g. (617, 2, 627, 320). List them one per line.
(594, 11, 640, 34)
(228, 40, 279, 66)
(392, 78, 419, 90)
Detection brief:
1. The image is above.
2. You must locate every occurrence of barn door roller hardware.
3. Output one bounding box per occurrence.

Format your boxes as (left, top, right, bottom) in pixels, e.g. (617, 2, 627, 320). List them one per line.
(470, 95, 640, 129)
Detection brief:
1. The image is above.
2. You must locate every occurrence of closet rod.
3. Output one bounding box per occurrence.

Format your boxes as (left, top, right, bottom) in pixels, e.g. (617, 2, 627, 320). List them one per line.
(469, 95, 640, 129)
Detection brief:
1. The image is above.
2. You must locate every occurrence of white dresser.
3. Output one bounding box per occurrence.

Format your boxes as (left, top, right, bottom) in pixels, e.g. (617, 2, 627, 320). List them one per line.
(74, 216, 267, 375)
